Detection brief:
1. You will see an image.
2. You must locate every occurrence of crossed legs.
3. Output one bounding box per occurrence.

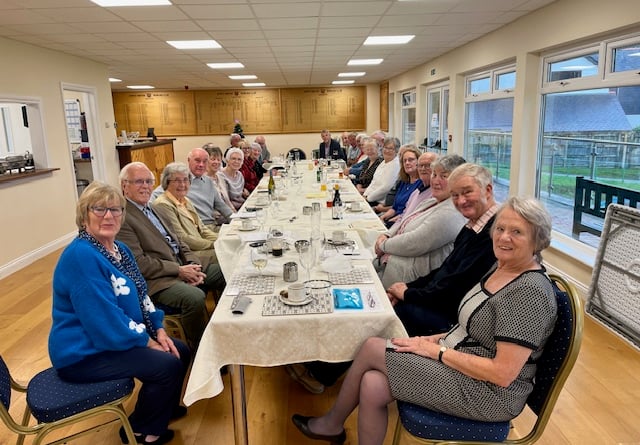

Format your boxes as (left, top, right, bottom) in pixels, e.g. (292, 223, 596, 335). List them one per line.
(303, 336, 395, 445)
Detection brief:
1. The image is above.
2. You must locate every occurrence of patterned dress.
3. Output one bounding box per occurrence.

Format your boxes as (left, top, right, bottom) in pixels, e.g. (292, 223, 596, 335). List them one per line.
(386, 267, 557, 422)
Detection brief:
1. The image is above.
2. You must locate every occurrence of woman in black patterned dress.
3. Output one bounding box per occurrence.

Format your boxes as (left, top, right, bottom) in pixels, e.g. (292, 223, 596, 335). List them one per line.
(292, 196, 558, 445)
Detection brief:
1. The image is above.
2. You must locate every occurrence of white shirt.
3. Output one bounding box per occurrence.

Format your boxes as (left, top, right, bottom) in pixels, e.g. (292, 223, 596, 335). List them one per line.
(363, 156, 400, 203)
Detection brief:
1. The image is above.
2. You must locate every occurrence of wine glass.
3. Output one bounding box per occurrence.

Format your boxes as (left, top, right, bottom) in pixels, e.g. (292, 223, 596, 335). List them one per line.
(298, 244, 316, 282)
(255, 209, 267, 231)
(250, 246, 268, 278)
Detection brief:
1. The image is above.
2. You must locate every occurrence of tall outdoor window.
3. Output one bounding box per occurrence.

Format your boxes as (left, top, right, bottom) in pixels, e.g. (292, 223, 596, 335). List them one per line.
(426, 84, 449, 154)
(401, 89, 416, 145)
(464, 65, 516, 203)
(539, 34, 640, 248)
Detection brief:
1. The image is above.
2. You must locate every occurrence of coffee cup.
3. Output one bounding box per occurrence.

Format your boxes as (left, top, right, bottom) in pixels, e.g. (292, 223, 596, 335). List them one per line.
(350, 201, 361, 212)
(332, 230, 346, 242)
(241, 218, 254, 230)
(287, 283, 307, 302)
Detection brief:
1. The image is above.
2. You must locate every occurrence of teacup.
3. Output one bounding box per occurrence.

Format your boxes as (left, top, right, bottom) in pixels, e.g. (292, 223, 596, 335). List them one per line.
(241, 218, 254, 230)
(287, 283, 307, 302)
(350, 201, 361, 212)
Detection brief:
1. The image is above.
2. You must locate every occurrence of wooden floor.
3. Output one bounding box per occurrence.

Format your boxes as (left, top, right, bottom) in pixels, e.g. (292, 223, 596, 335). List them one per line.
(2, 249, 640, 445)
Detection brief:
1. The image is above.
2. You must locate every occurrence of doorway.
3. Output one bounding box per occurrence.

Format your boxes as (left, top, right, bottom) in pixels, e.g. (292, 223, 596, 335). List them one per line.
(61, 83, 104, 197)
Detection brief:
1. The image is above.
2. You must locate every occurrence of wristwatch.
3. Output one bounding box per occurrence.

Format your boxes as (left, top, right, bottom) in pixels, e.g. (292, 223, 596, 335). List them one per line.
(438, 346, 447, 363)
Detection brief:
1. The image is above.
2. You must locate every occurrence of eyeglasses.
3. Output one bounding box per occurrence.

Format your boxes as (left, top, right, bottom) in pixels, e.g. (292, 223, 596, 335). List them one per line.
(169, 178, 190, 184)
(417, 164, 432, 170)
(90, 206, 124, 217)
(126, 178, 155, 186)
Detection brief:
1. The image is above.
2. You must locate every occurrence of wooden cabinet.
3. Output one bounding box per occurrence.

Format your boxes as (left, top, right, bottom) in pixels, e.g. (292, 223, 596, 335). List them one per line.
(116, 139, 175, 184)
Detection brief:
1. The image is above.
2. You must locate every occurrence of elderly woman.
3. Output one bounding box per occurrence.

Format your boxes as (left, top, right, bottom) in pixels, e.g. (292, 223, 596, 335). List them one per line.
(293, 196, 557, 445)
(374, 155, 467, 287)
(354, 138, 383, 192)
(203, 144, 235, 218)
(152, 162, 218, 267)
(376, 145, 423, 226)
(362, 137, 401, 204)
(49, 182, 190, 445)
(219, 147, 247, 210)
(250, 142, 267, 180)
(239, 141, 260, 192)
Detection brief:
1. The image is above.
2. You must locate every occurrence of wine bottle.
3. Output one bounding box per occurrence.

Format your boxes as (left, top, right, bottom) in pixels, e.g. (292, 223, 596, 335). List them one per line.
(331, 184, 342, 220)
(268, 169, 276, 197)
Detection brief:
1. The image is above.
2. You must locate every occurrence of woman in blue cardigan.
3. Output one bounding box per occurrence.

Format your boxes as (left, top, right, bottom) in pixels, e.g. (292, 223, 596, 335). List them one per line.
(48, 181, 190, 445)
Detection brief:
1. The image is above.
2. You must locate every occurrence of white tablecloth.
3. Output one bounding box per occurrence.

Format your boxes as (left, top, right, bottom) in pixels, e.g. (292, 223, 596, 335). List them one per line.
(184, 161, 406, 406)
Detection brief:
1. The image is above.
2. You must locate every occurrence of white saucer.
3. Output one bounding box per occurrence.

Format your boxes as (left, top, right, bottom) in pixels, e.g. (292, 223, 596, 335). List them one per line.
(279, 294, 313, 306)
(238, 225, 257, 231)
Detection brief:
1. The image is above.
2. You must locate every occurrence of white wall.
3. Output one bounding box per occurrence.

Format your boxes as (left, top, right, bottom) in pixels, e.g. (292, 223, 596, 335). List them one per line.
(0, 36, 117, 277)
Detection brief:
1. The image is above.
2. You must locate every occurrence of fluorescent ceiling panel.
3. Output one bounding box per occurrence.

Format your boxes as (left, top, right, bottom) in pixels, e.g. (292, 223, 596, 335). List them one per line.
(167, 40, 221, 49)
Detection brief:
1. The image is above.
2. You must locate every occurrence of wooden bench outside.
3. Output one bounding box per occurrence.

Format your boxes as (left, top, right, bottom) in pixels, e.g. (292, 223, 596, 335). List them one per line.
(572, 176, 640, 238)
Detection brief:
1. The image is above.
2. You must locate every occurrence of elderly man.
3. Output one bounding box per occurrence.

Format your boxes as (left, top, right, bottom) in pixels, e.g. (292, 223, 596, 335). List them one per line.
(386, 163, 499, 336)
(345, 132, 360, 166)
(318, 129, 346, 161)
(117, 162, 226, 349)
(254, 135, 271, 164)
(223, 133, 243, 159)
(152, 148, 233, 230)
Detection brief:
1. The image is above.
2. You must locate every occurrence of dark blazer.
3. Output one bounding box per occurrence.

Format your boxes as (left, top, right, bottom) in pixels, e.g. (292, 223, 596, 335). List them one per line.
(117, 200, 200, 296)
(318, 139, 346, 161)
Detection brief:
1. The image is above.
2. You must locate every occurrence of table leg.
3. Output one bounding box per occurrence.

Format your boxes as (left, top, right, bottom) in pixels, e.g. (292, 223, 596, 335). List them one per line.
(230, 364, 249, 445)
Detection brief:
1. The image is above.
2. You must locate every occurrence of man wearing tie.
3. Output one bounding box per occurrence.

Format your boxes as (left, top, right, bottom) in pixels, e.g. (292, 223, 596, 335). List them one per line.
(318, 129, 346, 161)
(117, 162, 225, 349)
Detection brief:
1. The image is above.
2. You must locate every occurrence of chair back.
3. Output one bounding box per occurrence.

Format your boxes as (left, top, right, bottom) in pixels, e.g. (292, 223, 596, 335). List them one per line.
(523, 273, 583, 442)
(287, 148, 306, 160)
(0, 356, 10, 410)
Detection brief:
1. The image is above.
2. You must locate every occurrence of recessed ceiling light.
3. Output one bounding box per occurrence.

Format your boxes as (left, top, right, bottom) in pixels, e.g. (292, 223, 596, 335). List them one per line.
(332, 80, 355, 85)
(348, 59, 383, 66)
(338, 72, 365, 77)
(109, 77, 122, 82)
(167, 40, 221, 49)
(229, 75, 257, 80)
(127, 85, 155, 89)
(364, 35, 414, 45)
(91, 0, 171, 6)
(207, 62, 245, 69)
(243, 82, 266, 87)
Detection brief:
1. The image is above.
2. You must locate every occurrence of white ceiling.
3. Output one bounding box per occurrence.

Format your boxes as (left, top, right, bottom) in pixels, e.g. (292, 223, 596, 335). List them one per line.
(0, 0, 556, 91)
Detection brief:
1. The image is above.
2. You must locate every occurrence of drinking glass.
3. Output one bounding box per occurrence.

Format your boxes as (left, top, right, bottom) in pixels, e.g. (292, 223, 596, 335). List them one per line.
(298, 245, 316, 282)
(255, 209, 267, 231)
(250, 246, 268, 276)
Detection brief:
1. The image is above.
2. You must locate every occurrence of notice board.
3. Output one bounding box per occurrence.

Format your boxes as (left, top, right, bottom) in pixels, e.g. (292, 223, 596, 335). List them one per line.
(113, 86, 366, 136)
(113, 91, 196, 136)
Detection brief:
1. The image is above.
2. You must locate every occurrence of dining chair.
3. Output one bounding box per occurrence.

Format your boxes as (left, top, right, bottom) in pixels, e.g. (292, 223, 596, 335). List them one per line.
(391, 273, 584, 445)
(0, 354, 136, 445)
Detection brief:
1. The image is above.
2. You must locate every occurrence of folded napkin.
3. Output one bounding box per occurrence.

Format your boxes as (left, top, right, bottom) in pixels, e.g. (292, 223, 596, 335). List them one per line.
(305, 192, 327, 199)
(319, 255, 353, 274)
(230, 211, 257, 219)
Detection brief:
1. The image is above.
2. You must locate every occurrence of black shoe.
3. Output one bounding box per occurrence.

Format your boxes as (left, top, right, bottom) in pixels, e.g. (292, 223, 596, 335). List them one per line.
(119, 426, 141, 444)
(171, 405, 187, 420)
(291, 414, 346, 444)
(140, 429, 175, 444)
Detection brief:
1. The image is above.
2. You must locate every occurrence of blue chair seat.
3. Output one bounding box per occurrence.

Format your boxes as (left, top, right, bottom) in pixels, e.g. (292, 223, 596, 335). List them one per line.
(397, 401, 510, 442)
(26, 368, 134, 423)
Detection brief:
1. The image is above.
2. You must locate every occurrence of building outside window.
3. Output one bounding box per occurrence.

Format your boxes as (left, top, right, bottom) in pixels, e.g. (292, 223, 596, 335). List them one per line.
(539, 34, 640, 247)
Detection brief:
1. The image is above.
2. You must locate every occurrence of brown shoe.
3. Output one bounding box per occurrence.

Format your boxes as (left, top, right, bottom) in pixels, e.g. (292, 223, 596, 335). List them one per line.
(285, 364, 325, 394)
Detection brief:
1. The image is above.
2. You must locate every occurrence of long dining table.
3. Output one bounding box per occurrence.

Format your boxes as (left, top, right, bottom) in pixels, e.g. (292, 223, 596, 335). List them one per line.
(183, 159, 408, 445)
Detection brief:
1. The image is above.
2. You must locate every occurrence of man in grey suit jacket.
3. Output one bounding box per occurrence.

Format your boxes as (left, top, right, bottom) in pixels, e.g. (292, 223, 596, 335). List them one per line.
(117, 162, 225, 349)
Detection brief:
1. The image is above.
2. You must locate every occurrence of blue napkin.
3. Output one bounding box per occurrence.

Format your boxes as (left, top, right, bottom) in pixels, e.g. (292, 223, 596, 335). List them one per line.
(333, 288, 363, 309)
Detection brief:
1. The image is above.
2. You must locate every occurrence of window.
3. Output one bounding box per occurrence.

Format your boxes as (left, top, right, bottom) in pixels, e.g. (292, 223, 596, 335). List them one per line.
(0, 96, 47, 169)
(538, 33, 640, 247)
(464, 65, 516, 203)
(401, 90, 416, 144)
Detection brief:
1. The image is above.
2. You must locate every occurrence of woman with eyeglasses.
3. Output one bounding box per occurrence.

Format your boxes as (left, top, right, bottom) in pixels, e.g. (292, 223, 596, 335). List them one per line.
(219, 147, 248, 210)
(49, 181, 190, 445)
(152, 162, 218, 267)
